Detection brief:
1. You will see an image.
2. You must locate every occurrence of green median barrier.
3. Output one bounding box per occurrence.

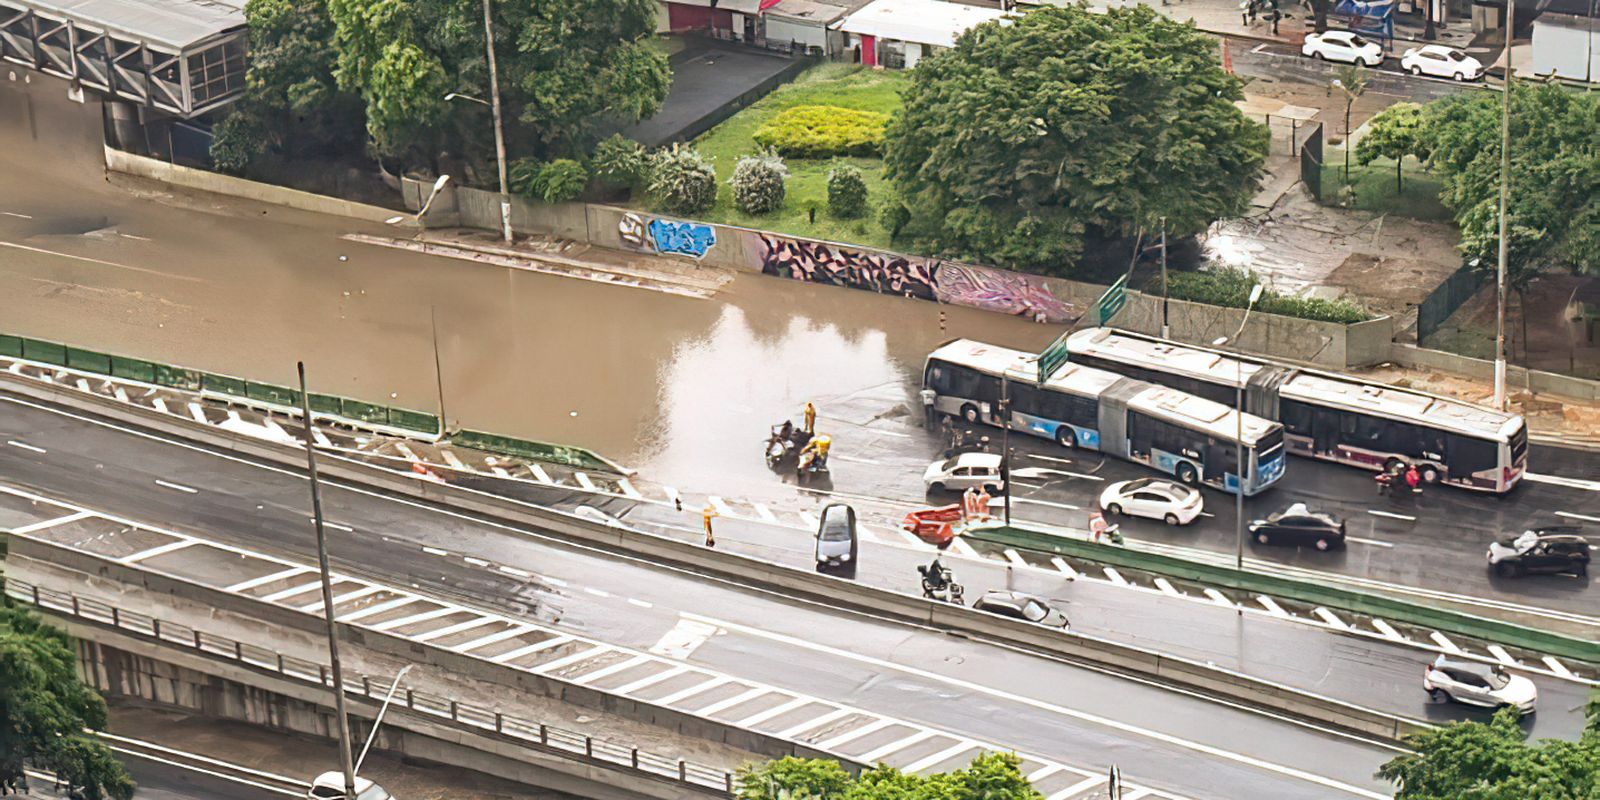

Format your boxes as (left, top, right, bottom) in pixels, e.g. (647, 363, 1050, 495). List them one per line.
(339, 399, 389, 425)
(21, 338, 67, 367)
(452, 430, 617, 474)
(109, 356, 157, 384)
(245, 381, 300, 408)
(308, 393, 342, 415)
(201, 373, 248, 398)
(389, 407, 440, 434)
(65, 348, 113, 375)
(154, 364, 202, 391)
(970, 525, 1600, 666)
(0, 335, 22, 358)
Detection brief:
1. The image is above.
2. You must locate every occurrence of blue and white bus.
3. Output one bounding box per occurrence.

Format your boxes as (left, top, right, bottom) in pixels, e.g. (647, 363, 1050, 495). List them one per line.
(924, 339, 1287, 495)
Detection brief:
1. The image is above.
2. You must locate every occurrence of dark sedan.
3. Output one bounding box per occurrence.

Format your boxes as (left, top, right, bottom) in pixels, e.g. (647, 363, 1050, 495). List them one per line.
(1248, 503, 1346, 551)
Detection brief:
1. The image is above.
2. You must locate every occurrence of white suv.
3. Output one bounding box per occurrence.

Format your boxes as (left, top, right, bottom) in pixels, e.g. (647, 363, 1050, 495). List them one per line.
(923, 452, 1004, 494)
(1302, 31, 1384, 66)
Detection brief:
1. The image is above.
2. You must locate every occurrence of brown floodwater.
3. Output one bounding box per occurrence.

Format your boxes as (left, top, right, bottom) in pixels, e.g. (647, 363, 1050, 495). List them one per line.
(0, 74, 1057, 486)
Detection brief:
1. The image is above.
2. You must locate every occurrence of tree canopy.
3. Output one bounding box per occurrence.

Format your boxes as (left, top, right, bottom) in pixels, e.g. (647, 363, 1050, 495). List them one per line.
(734, 753, 1042, 800)
(1413, 83, 1600, 284)
(1355, 101, 1424, 193)
(883, 4, 1267, 274)
(1377, 705, 1600, 799)
(218, 0, 670, 170)
(0, 598, 135, 799)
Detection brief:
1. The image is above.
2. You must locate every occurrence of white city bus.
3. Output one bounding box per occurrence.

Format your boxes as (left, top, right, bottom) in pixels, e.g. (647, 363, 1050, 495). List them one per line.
(1063, 328, 1528, 493)
(924, 340, 1286, 495)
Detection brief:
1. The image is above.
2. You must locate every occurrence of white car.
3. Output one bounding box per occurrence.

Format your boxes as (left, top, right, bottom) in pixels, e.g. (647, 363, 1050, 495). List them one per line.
(1302, 31, 1383, 66)
(923, 452, 1004, 494)
(307, 773, 394, 800)
(1423, 656, 1537, 715)
(1099, 478, 1203, 526)
(1399, 44, 1483, 80)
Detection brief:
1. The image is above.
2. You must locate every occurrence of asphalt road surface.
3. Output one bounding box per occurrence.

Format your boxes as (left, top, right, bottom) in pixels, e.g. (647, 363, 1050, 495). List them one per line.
(0, 393, 1424, 800)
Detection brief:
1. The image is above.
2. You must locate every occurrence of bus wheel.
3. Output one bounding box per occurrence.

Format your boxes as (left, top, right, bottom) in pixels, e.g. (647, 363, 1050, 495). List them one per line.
(1055, 427, 1075, 449)
(961, 404, 980, 424)
(1384, 457, 1405, 474)
(1420, 465, 1439, 483)
(1176, 463, 1199, 486)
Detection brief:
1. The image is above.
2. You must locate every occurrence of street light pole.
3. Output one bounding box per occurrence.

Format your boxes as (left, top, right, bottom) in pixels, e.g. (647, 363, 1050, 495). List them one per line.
(1159, 216, 1170, 340)
(355, 665, 414, 775)
(1213, 283, 1264, 573)
(1000, 374, 1012, 527)
(1493, 0, 1516, 410)
(296, 363, 359, 800)
(480, 0, 513, 244)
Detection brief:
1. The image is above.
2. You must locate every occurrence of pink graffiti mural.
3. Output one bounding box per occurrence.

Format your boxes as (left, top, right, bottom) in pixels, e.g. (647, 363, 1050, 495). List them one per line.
(933, 261, 1075, 324)
(756, 233, 1075, 323)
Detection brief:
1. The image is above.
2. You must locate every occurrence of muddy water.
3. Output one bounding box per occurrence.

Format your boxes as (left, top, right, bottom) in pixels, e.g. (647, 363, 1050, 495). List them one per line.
(0, 76, 1055, 485)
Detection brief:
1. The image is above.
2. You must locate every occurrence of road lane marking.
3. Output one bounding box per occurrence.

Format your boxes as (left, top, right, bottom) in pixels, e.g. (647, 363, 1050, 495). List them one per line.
(422, 546, 449, 556)
(452, 624, 537, 654)
(1542, 657, 1574, 680)
(654, 676, 733, 707)
(1525, 472, 1600, 492)
(6, 439, 46, 453)
(571, 654, 653, 685)
(1050, 557, 1079, 580)
(463, 556, 489, 567)
(696, 687, 771, 717)
(1429, 632, 1462, 654)
(1014, 497, 1081, 512)
(1203, 588, 1233, 607)
(0, 241, 218, 280)
(858, 729, 940, 763)
(1486, 645, 1518, 667)
(1101, 567, 1127, 586)
(708, 495, 733, 516)
(1048, 777, 1106, 800)
(154, 479, 198, 494)
(2, 211, 33, 218)
(1026, 454, 1074, 465)
(628, 597, 653, 608)
(308, 517, 354, 532)
(776, 707, 853, 739)
(949, 536, 979, 558)
(1312, 608, 1347, 629)
(120, 539, 198, 564)
(753, 503, 778, 523)
(1366, 509, 1415, 521)
(262, 580, 324, 603)
(617, 478, 643, 499)
(1344, 536, 1394, 548)
(1256, 596, 1288, 617)
(301, 585, 385, 614)
(575, 472, 597, 491)
(899, 741, 978, 774)
(688, 613, 1393, 798)
(528, 464, 552, 484)
(1370, 619, 1407, 642)
(1153, 578, 1180, 598)
(736, 695, 812, 727)
(413, 616, 498, 644)
(1003, 548, 1031, 568)
(226, 567, 312, 593)
(490, 636, 574, 663)
(118, 232, 152, 242)
(613, 665, 692, 695)
(584, 587, 612, 598)
(530, 645, 611, 674)
(1556, 511, 1600, 523)
(649, 618, 719, 660)
(815, 718, 900, 750)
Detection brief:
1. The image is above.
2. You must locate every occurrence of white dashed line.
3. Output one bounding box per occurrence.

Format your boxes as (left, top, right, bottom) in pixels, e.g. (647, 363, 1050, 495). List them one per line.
(422, 546, 449, 556)
(1525, 473, 1600, 492)
(6, 439, 46, 453)
(1026, 454, 1074, 465)
(1344, 536, 1394, 548)
(628, 598, 653, 608)
(584, 587, 611, 598)
(308, 518, 354, 532)
(498, 565, 532, 578)
(154, 479, 198, 494)
(2, 211, 33, 219)
(463, 556, 489, 567)
(1013, 497, 1081, 512)
(1556, 511, 1600, 523)
(1366, 509, 1416, 522)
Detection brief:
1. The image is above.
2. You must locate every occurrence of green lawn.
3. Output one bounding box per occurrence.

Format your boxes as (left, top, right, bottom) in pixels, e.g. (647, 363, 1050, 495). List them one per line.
(687, 64, 909, 249)
(1319, 151, 1453, 222)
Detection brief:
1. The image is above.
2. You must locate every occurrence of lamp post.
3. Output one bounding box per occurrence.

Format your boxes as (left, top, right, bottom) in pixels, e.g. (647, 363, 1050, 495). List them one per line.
(1213, 283, 1265, 573)
(441, 0, 513, 243)
(355, 665, 414, 775)
(1000, 374, 1012, 527)
(296, 363, 359, 800)
(1492, 0, 1517, 410)
(1159, 216, 1170, 340)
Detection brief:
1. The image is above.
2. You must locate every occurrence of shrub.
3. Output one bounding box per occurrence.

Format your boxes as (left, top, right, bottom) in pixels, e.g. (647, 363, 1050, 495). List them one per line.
(509, 158, 590, 203)
(648, 145, 718, 215)
(730, 150, 788, 215)
(591, 134, 649, 191)
(1164, 268, 1372, 324)
(753, 104, 889, 158)
(880, 201, 911, 244)
(826, 164, 868, 219)
(210, 111, 270, 174)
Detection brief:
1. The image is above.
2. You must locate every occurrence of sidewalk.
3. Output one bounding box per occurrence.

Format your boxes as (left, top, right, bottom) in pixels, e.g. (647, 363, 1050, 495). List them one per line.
(1095, 0, 1477, 50)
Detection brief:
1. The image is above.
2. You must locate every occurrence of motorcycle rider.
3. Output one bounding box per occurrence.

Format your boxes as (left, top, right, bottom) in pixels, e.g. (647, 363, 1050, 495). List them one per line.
(919, 555, 951, 592)
(797, 434, 831, 473)
(1404, 463, 1422, 495)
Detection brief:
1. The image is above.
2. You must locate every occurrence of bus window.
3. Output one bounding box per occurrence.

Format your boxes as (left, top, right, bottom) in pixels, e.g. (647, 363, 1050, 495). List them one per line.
(1069, 394, 1098, 428)
(1010, 383, 1042, 417)
(1445, 433, 1497, 475)
(1280, 399, 1313, 435)
(975, 376, 1002, 405)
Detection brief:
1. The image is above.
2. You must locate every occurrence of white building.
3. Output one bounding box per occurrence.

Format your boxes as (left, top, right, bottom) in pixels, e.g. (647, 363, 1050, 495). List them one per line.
(835, 0, 1008, 69)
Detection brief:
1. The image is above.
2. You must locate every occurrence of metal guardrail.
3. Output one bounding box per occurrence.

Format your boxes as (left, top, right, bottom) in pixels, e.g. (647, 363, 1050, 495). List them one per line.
(3, 579, 735, 796)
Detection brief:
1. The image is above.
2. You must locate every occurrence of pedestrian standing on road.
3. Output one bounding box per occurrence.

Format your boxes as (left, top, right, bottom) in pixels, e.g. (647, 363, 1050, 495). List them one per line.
(803, 401, 817, 436)
(702, 502, 717, 548)
(1404, 464, 1422, 495)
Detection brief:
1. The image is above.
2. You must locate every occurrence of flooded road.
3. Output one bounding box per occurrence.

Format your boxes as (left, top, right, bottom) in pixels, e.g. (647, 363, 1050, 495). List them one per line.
(0, 75, 1054, 486)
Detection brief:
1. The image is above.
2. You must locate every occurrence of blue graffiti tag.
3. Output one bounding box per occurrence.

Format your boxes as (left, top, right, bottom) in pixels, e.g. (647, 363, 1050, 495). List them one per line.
(648, 219, 716, 258)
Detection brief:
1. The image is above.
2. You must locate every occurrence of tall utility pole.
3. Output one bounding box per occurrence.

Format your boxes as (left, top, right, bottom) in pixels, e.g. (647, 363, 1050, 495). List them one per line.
(297, 363, 358, 800)
(1000, 375, 1012, 527)
(430, 306, 448, 437)
(1159, 216, 1170, 339)
(480, 0, 513, 244)
(1493, 0, 1516, 410)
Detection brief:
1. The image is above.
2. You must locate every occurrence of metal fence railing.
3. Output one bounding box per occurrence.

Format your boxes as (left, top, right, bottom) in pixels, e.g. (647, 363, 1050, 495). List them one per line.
(1298, 121, 1325, 202)
(4, 579, 734, 796)
(1416, 262, 1487, 347)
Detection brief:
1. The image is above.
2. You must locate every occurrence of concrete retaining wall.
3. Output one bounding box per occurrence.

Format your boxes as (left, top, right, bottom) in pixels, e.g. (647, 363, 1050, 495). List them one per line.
(0, 371, 1430, 744)
(106, 147, 406, 224)
(1114, 292, 1396, 369)
(1390, 343, 1600, 403)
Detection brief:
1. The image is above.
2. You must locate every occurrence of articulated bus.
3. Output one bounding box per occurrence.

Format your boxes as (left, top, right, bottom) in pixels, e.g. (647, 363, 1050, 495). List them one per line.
(924, 340, 1287, 496)
(1063, 328, 1528, 494)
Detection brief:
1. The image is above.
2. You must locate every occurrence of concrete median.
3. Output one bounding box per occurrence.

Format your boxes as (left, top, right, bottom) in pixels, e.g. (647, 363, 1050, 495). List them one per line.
(0, 370, 1431, 744)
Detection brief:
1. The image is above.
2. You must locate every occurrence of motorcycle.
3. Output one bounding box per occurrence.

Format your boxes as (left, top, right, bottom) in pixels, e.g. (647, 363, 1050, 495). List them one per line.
(941, 428, 991, 459)
(796, 448, 830, 484)
(764, 422, 811, 469)
(918, 563, 964, 605)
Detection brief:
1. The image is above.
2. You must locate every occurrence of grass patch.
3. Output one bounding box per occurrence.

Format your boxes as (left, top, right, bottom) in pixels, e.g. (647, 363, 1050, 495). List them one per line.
(684, 64, 909, 248)
(1318, 151, 1453, 222)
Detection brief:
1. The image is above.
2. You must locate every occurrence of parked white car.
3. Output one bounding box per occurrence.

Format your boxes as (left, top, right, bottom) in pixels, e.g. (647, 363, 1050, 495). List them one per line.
(1422, 656, 1537, 715)
(923, 452, 1005, 494)
(308, 773, 394, 800)
(1399, 44, 1483, 80)
(1099, 478, 1204, 526)
(1302, 31, 1383, 66)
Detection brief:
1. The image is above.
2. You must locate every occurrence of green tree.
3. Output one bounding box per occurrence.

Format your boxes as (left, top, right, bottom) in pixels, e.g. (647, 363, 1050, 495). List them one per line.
(736, 757, 852, 799)
(1377, 706, 1600, 799)
(591, 134, 650, 194)
(1355, 102, 1426, 193)
(734, 753, 1040, 800)
(883, 4, 1267, 275)
(0, 599, 135, 800)
(209, 0, 363, 172)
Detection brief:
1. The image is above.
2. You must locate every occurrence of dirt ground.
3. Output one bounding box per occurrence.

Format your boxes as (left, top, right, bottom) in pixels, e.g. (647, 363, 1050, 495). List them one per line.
(1424, 273, 1600, 380)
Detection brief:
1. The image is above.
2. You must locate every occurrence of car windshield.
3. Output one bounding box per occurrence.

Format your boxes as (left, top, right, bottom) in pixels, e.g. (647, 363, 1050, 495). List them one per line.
(1486, 669, 1511, 690)
(820, 521, 851, 542)
(1350, 35, 1370, 46)
(1122, 478, 1153, 492)
(1445, 49, 1466, 61)
(940, 457, 959, 472)
(1021, 599, 1049, 621)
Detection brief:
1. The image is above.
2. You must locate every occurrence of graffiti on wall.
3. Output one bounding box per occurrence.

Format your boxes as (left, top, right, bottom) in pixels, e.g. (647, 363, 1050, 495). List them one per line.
(756, 233, 1075, 323)
(618, 212, 717, 259)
